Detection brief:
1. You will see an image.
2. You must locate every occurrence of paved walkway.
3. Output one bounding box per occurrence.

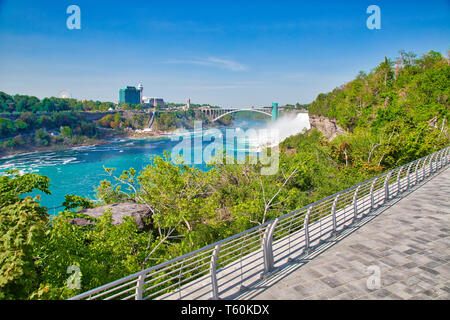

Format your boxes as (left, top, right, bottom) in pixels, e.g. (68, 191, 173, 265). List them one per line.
(235, 167, 450, 300)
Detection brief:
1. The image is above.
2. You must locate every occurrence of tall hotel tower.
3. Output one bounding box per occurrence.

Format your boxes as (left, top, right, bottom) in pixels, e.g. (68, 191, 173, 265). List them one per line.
(119, 83, 143, 105)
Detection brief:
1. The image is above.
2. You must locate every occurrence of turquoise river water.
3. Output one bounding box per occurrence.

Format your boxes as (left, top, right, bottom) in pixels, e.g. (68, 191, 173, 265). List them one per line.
(0, 119, 270, 212)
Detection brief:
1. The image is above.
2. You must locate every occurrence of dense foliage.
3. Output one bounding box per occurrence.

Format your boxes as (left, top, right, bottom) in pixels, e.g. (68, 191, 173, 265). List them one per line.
(0, 111, 99, 154)
(0, 171, 50, 299)
(0, 93, 115, 113)
(309, 50, 449, 168)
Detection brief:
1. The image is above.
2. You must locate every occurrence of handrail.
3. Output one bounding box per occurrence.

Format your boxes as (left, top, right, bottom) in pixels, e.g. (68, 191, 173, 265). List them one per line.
(69, 146, 450, 300)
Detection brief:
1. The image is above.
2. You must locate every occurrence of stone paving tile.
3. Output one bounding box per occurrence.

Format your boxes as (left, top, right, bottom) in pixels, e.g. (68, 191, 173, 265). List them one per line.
(364, 288, 392, 299)
(244, 167, 450, 300)
(320, 276, 345, 289)
(384, 282, 414, 300)
(333, 269, 366, 284)
(300, 267, 325, 280)
(293, 280, 329, 297)
(340, 283, 367, 298)
(384, 293, 404, 300)
(315, 286, 349, 300)
(403, 261, 418, 269)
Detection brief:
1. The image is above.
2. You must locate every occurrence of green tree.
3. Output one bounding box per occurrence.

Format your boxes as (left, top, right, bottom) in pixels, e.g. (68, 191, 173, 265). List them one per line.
(0, 171, 50, 299)
(60, 126, 72, 138)
(34, 129, 51, 146)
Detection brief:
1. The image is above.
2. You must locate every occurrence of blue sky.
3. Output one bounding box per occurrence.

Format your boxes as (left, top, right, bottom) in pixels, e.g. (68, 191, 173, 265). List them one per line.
(0, 0, 448, 107)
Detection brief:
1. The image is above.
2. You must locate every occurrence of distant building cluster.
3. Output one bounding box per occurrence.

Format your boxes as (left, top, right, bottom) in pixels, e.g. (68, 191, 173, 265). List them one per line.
(118, 83, 193, 111)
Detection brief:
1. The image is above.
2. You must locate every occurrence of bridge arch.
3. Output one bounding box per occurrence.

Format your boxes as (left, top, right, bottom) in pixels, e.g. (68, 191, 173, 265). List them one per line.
(212, 108, 272, 122)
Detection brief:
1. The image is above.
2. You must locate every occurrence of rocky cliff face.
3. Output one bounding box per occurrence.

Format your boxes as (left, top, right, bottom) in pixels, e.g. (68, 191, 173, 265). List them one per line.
(308, 114, 345, 140)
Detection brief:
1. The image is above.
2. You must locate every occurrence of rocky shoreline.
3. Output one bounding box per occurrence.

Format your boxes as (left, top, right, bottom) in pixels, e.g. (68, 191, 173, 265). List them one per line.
(0, 139, 108, 158)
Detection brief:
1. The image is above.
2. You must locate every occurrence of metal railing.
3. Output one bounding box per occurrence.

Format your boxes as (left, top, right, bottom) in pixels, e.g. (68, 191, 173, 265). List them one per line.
(69, 146, 450, 300)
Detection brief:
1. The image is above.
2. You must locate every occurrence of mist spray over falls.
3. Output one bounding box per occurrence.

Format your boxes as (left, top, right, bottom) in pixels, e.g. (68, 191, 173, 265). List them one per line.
(249, 113, 311, 150)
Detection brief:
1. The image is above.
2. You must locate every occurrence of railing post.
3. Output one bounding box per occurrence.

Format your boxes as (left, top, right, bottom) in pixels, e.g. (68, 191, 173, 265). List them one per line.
(304, 206, 312, 255)
(434, 152, 438, 172)
(434, 151, 438, 171)
(406, 163, 413, 190)
(438, 150, 442, 169)
(422, 155, 429, 180)
(436, 150, 441, 170)
(210, 244, 221, 300)
(437, 151, 441, 171)
(429, 154, 434, 175)
(396, 166, 403, 196)
(383, 172, 392, 202)
(263, 219, 278, 274)
(370, 178, 378, 210)
(331, 194, 339, 237)
(352, 185, 361, 222)
(414, 158, 421, 185)
(135, 273, 145, 300)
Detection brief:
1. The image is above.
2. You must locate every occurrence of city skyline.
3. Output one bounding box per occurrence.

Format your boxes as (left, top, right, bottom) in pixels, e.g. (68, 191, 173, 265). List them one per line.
(0, 0, 449, 107)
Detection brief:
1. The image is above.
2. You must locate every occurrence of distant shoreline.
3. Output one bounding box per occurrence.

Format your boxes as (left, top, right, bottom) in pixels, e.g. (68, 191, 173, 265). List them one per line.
(0, 124, 221, 159)
(0, 139, 108, 159)
(0, 129, 175, 159)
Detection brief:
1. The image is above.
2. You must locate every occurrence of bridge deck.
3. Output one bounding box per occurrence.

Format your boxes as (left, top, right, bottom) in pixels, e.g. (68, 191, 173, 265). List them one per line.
(233, 167, 450, 300)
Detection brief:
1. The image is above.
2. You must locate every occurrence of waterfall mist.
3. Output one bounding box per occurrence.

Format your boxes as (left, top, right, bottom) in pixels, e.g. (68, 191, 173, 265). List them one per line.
(250, 113, 310, 149)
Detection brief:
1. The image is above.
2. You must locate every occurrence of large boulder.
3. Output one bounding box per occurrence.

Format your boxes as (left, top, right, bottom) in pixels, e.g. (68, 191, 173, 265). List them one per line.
(69, 202, 152, 230)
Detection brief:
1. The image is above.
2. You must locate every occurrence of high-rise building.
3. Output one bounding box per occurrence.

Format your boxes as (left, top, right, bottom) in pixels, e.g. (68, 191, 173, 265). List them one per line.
(119, 85, 142, 105)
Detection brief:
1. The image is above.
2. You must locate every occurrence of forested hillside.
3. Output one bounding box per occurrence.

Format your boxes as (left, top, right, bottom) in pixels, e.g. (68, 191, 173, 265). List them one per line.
(0, 93, 116, 113)
(307, 50, 449, 169)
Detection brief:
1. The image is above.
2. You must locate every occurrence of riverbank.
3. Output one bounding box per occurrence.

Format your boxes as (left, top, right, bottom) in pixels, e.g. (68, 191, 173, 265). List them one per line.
(0, 127, 176, 158)
(0, 119, 238, 158)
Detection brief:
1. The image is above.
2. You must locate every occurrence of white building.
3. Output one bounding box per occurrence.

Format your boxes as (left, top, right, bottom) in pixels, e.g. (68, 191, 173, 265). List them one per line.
(142, 97, 166, 108)
(137, 83, 144, 104)
(181, 98, 191, 111)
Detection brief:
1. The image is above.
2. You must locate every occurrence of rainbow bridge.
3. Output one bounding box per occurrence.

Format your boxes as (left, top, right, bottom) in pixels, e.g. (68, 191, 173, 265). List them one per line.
(200, 103, 279, 122)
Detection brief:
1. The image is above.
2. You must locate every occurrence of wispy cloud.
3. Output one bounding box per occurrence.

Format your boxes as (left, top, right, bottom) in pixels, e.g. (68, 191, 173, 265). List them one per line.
(164, 57, 248, 71)
(172, 81, 261, 91)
